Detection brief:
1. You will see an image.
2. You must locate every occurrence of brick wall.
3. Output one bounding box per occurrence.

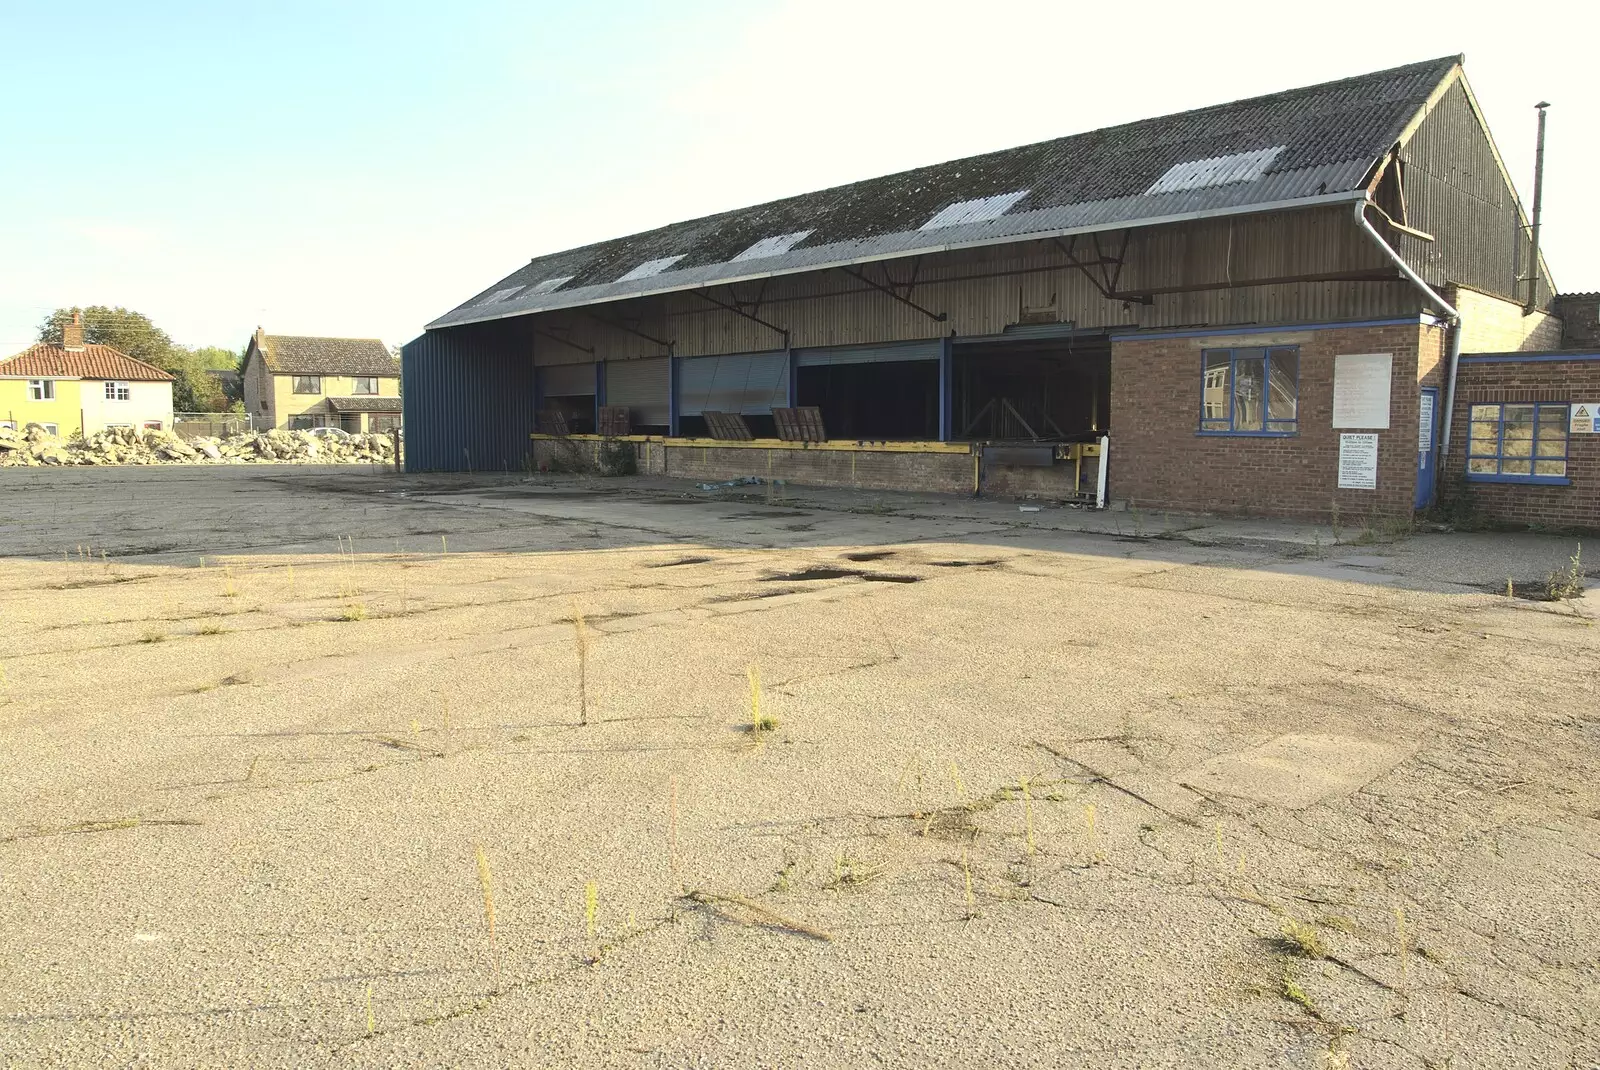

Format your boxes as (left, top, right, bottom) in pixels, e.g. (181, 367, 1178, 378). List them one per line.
(1110, 322, 1431, 521)
(1554, 294, 1600, 349)
(1452, 286, 1563, 352)
(1447, 355, 1600, 531)
(531, 438, 976, 495)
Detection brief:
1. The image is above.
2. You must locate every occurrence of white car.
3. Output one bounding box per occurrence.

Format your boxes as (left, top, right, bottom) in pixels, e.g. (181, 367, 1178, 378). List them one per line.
(307, 426, 353, 440)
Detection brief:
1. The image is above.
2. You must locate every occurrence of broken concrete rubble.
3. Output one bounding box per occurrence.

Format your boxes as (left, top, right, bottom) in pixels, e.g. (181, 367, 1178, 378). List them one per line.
(0, 424, 398, 468)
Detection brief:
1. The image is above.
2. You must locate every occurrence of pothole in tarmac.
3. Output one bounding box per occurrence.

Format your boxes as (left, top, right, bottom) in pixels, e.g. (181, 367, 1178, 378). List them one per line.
(765, 567, 922, 583)
(842, 550, 896, 562)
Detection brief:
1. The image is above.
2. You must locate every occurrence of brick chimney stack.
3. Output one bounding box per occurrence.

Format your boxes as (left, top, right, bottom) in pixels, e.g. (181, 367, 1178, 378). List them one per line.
(63, 311, 86, 351)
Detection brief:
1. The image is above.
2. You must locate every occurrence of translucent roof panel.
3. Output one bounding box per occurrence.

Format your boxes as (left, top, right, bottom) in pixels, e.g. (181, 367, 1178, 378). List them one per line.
(919, 191, 1029, 230)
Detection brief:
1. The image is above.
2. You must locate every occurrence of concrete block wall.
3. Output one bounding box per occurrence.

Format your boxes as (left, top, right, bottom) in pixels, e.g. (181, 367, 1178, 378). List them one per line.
(1447, 355, 1600, 531)
(1451, 286, 1563, 353)
(1110, 322, 1430, 521)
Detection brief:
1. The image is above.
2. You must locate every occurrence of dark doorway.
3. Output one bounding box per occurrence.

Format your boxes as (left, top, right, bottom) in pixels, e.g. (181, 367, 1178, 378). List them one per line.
(795, 360, 939, 440)
(953, 335, 1110, 441)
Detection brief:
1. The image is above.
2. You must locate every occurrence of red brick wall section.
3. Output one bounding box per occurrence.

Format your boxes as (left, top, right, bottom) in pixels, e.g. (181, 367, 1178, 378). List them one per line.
(1110, 323, 1429, 521)
(1447, 357, 1600, 531)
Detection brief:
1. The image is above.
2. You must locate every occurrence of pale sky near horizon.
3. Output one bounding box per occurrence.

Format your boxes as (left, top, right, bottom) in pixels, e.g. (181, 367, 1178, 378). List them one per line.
(2, 0, 1596, 355)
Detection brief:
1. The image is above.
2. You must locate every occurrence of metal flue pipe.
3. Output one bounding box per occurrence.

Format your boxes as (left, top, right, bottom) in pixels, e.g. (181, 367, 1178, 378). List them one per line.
(1526, 101, 1550, 314)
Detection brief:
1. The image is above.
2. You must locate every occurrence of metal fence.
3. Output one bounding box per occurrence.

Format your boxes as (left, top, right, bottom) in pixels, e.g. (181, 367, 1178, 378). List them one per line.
(172, 412, 253, 439)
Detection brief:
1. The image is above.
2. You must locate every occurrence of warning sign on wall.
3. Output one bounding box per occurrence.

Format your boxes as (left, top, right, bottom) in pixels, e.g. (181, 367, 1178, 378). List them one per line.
(1570, 403, 1600, 434)
(1338, 433, 1380, 490)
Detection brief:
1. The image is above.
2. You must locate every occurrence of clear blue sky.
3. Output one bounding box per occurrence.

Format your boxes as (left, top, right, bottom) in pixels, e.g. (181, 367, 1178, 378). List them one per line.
(2, 0, 1595, 354)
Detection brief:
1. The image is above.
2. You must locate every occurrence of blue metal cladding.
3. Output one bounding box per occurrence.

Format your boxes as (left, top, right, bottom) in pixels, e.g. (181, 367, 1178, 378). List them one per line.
(401, 323, 537, 472)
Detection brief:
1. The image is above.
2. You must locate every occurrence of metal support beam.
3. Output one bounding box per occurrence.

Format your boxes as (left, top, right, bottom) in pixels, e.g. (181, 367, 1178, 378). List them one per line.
(534, 329, 595, 357)
(689, 288, 789, 345)
(1054, 235, 1132, 303)
(938, 336, 953, 442)
(586, 313, 673, 353)
(838, 262, 947, 323)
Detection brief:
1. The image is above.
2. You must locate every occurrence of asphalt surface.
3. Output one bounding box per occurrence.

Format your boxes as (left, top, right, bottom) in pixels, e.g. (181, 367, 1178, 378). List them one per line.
(1, 467, 1596, 1068)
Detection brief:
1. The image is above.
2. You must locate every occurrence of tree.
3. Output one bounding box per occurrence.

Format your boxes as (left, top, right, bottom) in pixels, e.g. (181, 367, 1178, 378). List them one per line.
(38, 306, 174, 367)
(37, 306, 235, 412)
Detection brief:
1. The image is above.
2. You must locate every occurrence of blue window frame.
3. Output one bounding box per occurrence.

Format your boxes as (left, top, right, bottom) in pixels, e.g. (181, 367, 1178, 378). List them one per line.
(1199, 346, 1299, 435)
(1467, 403, 1569, 483)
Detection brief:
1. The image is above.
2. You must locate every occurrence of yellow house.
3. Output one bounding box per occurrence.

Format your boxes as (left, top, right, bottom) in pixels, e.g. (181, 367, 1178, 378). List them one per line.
(1, 316, 175, 435)
(242, 329, 401, 432)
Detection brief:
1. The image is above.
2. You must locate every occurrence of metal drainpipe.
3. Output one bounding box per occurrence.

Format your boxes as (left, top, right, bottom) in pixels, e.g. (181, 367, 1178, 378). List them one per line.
(1353, 199, 1463, 491)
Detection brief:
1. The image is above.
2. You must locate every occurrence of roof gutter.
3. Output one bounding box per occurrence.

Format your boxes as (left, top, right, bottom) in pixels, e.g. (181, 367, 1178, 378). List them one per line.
(1352, 198, 1461, 496)
(428, 189, 1371, 331)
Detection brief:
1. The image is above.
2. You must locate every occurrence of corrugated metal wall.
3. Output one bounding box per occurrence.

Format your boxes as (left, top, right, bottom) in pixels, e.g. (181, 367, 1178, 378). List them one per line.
(401, 319, 537, 472)
(513, 207, 1421, 370)
(1399, 81, 1554, 306)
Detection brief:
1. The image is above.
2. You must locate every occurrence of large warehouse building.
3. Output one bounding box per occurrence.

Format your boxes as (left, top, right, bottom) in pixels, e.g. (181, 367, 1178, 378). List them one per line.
(403, 56, 1595, 523)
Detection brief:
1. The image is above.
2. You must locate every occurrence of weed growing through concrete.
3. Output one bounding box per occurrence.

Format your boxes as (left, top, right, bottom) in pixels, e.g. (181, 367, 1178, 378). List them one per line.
(1545, 544, 1584, 600)
(198, 620, 228, 636)
(747, 665, 778, 733)
(1278, 918, 1327, 959)
(948, 760, 968, 800)
(1506, 576, 1516, 599)
(1280, 965, 1318, 1016)
(140, 627, 168, 644)
(1330, 501, 1342, 541)
(474, 844, 500, 984)
(440, 535, 448, 555)
(221, 567, 239, 598)
(961, 849, 977, 919)
(571, 604, 590, 726)
(365, 982, 375, 1035)
(1395, 904, 1409, 993)
(340, 602, 367, 622)
(585, 880, 601, 962)
(1020, 776, 1036, 856)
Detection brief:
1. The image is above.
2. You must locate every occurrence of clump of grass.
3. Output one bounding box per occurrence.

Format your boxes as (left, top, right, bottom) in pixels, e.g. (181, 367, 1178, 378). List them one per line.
(746, 665, 778, 733)
(221, 566, 239, 598)
(197, 620, 229, 636)
(365, 982, 375, 1035)
(827, 850, 884, 889)
(339, 602, 367, 622)
(1020, 775, 1036, 856)
(960, 849, 978, 919)
(1544, 544, 1584, 601)
(1280, 965, 1318, 1016)
(139, 628, 168, 644)
(474, 844, 500, 984)
(1278, 918, 1327, 959)
(571, 604, 590, 726)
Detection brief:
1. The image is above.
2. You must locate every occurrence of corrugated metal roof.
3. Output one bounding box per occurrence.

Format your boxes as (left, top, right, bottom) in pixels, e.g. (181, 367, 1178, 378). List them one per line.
(429, 56, 1460, 331)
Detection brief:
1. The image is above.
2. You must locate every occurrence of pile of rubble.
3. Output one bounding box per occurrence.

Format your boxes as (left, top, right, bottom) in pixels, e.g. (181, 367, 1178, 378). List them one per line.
(0, 423, 398, 467)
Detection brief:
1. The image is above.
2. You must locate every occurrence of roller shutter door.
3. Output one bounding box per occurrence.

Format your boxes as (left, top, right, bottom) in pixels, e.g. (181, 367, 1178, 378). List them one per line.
(679, 351, 789, 416)
(793, 340, 941, 367)
(604, 358, 669, 425)
(539, 362, 595, 396)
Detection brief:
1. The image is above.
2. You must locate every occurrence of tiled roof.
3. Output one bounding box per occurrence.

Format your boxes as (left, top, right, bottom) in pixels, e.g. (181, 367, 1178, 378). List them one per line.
(0, 343, 175, 381)
(325, 396, 402, 413)
(429, 56, 1461, 330)
(259, 335, 400, 376)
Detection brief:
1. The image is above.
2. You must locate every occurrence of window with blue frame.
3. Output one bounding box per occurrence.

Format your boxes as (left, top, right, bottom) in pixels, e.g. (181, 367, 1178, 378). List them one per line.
(1467, 403, 1568, 482)
(1200, 346, 1299, 434)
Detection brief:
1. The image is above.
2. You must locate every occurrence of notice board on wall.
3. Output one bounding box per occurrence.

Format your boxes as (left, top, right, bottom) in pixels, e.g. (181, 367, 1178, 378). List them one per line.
(1338, 433, 1380, 490)
(1332, 353, 1393, 429)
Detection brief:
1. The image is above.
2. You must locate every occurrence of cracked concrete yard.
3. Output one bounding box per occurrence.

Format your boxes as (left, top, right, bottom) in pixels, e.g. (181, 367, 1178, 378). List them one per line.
(1, 466, 1596, 1068)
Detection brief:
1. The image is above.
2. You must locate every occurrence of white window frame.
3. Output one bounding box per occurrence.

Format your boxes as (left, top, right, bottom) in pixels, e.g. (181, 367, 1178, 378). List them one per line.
(105, 380, 131, 402)
(28, 379, 55, 401)
(352, 376, 378, 395)
(40, 423, 58, 435)
(292, 376, 322, 395)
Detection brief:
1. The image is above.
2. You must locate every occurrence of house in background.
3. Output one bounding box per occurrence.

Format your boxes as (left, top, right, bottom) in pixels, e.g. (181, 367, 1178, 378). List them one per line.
(0, 313, 175, 435)
(242, 330, 401, 432)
